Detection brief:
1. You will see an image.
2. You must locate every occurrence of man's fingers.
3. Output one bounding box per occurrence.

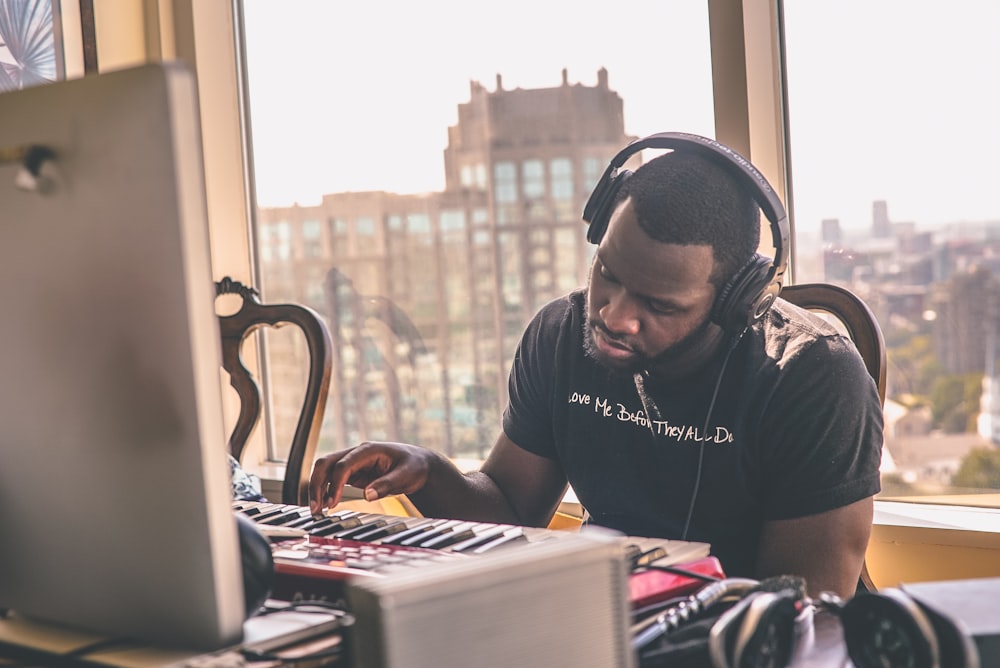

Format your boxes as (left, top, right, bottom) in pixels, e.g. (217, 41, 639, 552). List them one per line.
(309, 446, 395, 513)
(308, 450, 360, 513)
(362, 461, 423, 501)
(308, 443, 429, 515)
(308, 455, 340, 514)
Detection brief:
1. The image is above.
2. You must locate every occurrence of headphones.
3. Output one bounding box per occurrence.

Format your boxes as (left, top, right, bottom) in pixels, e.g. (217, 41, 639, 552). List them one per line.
(706, 586, 981, 668)
(839, 588, 980, 668)
(582, 132, 790, 333)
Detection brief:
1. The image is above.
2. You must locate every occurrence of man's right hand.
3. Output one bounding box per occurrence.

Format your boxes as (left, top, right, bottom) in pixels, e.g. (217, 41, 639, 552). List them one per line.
(308, 441, 438, 515)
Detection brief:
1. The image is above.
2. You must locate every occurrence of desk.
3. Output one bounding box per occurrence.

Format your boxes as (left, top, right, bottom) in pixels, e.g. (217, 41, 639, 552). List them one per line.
(0, 606, 348, 667)
(0, 607, 852, 667)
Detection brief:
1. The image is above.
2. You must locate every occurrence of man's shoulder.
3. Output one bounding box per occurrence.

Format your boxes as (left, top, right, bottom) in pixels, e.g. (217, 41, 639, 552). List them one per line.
(531, 289, 586, 327)
(758, 296, 870, 371)
(767, 296, 846, 340)
(517, 290, 587, 362)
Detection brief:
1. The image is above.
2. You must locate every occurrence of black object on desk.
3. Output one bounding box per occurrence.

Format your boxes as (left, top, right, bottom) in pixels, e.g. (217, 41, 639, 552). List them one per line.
(840, 577, 999, 668)
(899, 577, 999, 666)
(237, 513, 276, 617)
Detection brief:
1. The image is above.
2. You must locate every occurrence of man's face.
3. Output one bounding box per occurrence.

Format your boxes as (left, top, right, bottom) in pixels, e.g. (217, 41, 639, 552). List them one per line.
(585, 198, 719, 376)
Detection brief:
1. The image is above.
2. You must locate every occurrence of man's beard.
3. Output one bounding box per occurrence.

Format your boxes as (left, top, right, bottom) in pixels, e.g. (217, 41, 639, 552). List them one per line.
(583, 306, 716, 379)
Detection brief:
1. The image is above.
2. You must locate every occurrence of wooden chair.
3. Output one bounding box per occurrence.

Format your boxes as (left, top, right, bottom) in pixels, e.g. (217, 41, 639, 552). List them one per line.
(216, 276, 333, 506)
(781, 282, 886, 591)
(780, 282, 886, 406)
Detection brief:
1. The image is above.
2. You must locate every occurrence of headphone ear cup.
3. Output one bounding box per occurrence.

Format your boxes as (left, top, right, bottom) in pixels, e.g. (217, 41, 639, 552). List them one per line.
(912, 598, 980, 668)
(710, 253, 775, 333)
(583, 169, 632, 244)
(730, 590, 800, 667)
(841, 589, 940, 668)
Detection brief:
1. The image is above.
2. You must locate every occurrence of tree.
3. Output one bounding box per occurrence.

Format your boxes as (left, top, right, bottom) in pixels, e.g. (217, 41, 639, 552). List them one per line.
(888, 332, 941, 392)
(953, 447, 1000, 489)
(930, 373, 983, 433)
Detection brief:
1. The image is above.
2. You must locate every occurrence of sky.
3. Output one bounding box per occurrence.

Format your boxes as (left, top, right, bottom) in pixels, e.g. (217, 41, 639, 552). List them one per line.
(242, 1, 999, 232)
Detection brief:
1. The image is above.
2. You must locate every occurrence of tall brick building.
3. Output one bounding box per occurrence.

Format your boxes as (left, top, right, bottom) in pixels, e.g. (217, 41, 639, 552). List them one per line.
(256, 69, 634, 458)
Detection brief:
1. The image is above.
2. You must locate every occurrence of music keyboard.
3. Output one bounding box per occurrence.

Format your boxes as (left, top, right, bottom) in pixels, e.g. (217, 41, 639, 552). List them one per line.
(234, 500, 718, 608)
(234, 500, 559, 549)
(233, 500, 569, 604)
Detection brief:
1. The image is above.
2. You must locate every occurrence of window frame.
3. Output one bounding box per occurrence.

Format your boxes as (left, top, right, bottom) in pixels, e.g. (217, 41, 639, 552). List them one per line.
(150, 0, 1000, 585)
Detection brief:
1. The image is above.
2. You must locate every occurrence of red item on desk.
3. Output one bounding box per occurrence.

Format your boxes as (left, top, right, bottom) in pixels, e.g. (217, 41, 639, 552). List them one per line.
(629, 555, 726, 609)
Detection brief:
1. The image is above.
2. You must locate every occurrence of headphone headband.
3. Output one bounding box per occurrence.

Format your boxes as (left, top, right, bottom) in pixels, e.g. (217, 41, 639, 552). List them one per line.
(582, 132, 790, 332)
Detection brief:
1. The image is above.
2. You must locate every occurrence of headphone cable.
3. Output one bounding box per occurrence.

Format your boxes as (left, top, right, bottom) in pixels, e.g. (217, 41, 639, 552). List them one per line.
(681, 328, 745, 540)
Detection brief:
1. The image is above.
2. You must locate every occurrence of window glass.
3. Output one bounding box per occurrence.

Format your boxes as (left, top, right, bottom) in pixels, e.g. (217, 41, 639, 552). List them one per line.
(550, 157, 574, 220)
(494, 161, 518, 226)
(460, 165, 474, 188)
(302, 219, 323, 258)
(241, 0, 714, 459)
(522, 159, 545, 199)
(784, 1, 1000, 504)
(583, 157, 603, 196)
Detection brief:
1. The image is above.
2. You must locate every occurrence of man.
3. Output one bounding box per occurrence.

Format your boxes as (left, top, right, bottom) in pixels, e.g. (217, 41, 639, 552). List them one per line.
(308, 141, 883, 599)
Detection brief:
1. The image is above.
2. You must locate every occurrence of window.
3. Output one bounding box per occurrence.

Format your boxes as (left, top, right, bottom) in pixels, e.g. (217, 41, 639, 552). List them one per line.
(550, 158, 574, 220)
(407, 213, 431, 235)
(354, 216, 377, 254)
(271, 222, 291, 261)
(302, 219, 323, 258)
(494, 160, 518, 224)
(115, 0, 996, 592)
(582, 157, 603, 197)
(522, 159, 545, 199)
(440, 210, 465, 232)
(784, 0, 1000, 507)
(240, 0, 714, 460)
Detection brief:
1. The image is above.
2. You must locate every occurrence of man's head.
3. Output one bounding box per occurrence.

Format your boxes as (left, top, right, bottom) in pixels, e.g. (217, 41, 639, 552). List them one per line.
(615, 149, 761, 291)
(584, 149, 761, 377)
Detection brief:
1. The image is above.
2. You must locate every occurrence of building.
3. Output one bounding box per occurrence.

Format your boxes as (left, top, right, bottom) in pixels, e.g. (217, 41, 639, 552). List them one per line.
(256, 69, 632, 458)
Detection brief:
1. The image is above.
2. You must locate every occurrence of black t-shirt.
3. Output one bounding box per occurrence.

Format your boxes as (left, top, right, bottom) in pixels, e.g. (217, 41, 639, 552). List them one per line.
(502, 290, 883, 578)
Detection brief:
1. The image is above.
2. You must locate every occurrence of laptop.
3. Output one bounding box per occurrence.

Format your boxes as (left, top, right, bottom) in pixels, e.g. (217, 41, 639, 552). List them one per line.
(0, 63, 245, 651)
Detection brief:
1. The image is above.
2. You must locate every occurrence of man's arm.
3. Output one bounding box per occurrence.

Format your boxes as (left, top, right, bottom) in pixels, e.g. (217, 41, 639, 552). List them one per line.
(407, 431, 568, 527)
(754, 496, 873, 599)
(309, 433, 567, 528)
(473, 432, 569, 527)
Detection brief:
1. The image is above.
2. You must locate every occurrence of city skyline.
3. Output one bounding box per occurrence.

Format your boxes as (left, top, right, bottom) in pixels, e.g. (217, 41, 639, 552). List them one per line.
(243, 1, 999, 231)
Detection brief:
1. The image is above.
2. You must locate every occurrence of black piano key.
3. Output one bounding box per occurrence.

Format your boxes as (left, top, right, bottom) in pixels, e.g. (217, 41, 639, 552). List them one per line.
(251, 507, 295, 523)
(445, 524, 515, 553)
(295, 516, 336, 532)
(378, 518, 446, 545)
(398, 519, 464, 547)
(309, 519, 361, 537)
(283, 514, 321, 529)
(282, 506, 347, 528)
(310, 516, 366, 537)
(351, 519, 412, 542)
(296, 509, 362, 533)
(470, 528, 527, 554)
(419, 523, 481, 549)
(261, 508, 312, 526)
(331, 518, 389, 539)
